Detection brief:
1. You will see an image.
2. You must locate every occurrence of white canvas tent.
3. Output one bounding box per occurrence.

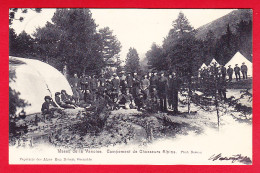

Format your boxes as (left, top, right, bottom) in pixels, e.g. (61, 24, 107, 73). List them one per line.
(199, 63, 207, 70)
(209, 58, 220, 67)
(225, 52, 252, 77)
(9, 56, 73, 115)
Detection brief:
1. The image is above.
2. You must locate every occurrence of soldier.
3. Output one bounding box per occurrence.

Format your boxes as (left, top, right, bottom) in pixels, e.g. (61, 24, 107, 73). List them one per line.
(241, 62, 248, 79)
(98, 74, 106, 95)
(220, 65, 227, 80)
(150, 71, 159, 91)
(79, 74, 88, 92)
(132, 72, 140, 99)
(41, 96, 63, 117)
(111, 73, 120, 101)
(227, 65, 233, 81)
(141, 74, 150, 100)
(55, 92, 75, 109)
(117, 89, 134, 109)
(119, 74, 127, 94)
(70, 73, 79, 87)
(126, 72, 133, 94)
(157, 72, 168, 112)
(234, 64, 241, 81)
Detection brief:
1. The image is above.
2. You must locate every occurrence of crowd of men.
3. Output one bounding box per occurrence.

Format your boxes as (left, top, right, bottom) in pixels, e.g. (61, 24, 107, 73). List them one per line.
(41, 62, 249, 116)
(41, 71, 182, 116)
(199, 62, 248, 82)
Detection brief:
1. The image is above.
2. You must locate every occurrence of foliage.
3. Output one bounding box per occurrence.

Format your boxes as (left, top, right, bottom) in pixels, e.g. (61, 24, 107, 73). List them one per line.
(125, 47, 141, 73)
(9, 29, 35, 58)
(33, 9, 104, 75)
(146, 43, 169, 71)
(99, 27, 122, 66)
(9, 8, 42, 25)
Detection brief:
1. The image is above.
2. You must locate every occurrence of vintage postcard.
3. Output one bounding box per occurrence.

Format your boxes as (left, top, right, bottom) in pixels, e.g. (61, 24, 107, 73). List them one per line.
(9, 8, 252, 165)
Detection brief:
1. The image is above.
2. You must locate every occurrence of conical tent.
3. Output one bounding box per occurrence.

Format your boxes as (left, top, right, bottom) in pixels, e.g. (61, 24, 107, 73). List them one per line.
(225, 52, 252, 77)
(209, 58, 220, 67)
(9, 56, 73, 115)
(199, 63, 207, 70)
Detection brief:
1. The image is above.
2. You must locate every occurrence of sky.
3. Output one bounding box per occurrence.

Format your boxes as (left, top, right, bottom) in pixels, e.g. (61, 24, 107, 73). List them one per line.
(11, 9, 235, 62)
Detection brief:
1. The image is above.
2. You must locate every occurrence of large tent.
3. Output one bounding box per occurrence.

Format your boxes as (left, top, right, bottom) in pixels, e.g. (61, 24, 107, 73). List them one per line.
(9, 56, 73, 115)
(225, 52, 252, 77)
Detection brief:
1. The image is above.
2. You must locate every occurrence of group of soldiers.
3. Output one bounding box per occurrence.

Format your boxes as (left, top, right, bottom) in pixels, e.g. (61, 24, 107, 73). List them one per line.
(65, 71, 182, 113)
(199, 62, 248, 82)
(42, 62, 248, 116)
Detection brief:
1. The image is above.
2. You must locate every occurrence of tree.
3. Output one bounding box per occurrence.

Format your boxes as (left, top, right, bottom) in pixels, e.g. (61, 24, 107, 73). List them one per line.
(202, 30, 217, 61)
(162, 12, 199, 113)
(99, 27, 122, 66)
(215, 24, 238, 64)
(9, 28, 18, 56)
(9, 8, 42, 25)
(125, 48, 140, 74)
(33, 9, 104, 75)
(146, 43, 169, 71)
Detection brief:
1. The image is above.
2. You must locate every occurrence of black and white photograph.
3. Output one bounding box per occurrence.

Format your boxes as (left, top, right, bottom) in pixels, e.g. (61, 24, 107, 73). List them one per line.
(9, 8, 252, 165)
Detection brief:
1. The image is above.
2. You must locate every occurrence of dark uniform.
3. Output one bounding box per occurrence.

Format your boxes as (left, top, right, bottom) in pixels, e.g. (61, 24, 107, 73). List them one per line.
(227, 66, 233, 81)
(234, 65, 241, 81)
(220, 66, 227, 80)
(41, 96, 62, 116)
(157, 74, 168, 112)
(241, 64, 248, 79)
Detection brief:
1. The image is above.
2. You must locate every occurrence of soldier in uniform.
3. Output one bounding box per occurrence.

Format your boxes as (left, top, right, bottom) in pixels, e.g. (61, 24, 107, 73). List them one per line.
(141, 74, 150, 100)
(220, 65, 227, 80)
(227, 65, 233, 81)
(111, 73, 120, 101)
(234, 64, 241, 81)
(132, 72, 140, 99)
(150, 72, 159, 92)
(126, 72, 133, 95)
(157, 72, 168, 112)
(241, 62, 248, 79)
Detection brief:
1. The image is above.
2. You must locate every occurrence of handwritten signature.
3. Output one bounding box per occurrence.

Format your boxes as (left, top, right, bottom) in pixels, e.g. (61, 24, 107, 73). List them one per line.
(209, 153, 252, 165)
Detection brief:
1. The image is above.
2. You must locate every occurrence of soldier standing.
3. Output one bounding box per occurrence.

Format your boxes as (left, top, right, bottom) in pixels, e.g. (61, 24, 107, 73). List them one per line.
(220, 65, 227, 80)
(141, 74, 150, 100)
(241, 62, 248, 79)
(126, 72, 133, 94)
(227, 65, 233, 82)
(111, 73, 120, 101)
(157, 72, 168, 112)
(234, 64, 241, 81)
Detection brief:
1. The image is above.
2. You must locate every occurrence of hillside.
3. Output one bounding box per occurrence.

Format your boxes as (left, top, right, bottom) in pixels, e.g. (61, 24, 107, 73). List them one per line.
(196, 9, 252, 40)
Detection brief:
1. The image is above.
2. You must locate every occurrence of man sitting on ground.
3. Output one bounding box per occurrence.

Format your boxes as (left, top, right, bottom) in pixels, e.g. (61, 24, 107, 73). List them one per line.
(41, 96, 64, 119)
(55, 92, 75, 109)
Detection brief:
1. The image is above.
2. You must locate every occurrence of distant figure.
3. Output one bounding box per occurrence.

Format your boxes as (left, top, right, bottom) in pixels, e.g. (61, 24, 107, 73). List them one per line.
(63, 65, 68, 79)
(70, 73, 79, 87)
(234, 64, 241, 81)
(126, 72, 133, 94)
(227, 65, 233, 81)
(241, 62, 248, 79)
(141, 75, 150, 100)
(220, 65, 227, 80)
(157, 72, 168, 112)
